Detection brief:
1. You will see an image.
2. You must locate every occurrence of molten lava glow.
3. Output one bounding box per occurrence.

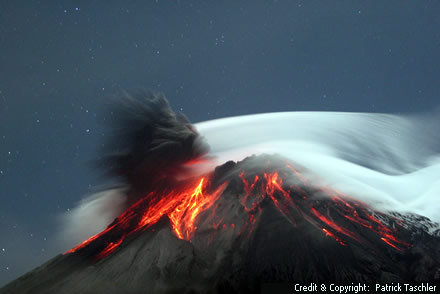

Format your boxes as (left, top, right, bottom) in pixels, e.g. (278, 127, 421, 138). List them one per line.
(169, 178, 224, 240)
(322, 228, 346, 246)
(237, 168, 409, 251)
(66, 160, 410, 260)
(311, 207, 361, 242)
(65, 178, 226, 259)
(96, 239, 123, 260)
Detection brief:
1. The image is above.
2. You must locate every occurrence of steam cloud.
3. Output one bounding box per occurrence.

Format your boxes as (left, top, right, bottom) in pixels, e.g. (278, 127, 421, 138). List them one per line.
(60, 94, 440, 250)
(57, 188, 127, 250)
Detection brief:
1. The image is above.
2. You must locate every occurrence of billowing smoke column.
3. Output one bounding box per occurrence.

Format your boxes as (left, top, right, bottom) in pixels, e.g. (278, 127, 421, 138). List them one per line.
(59, 92, 212, 247)
(96, 91, 209, 198)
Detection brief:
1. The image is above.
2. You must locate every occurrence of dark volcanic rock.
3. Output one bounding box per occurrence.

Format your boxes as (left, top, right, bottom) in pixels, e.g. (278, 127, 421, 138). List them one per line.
(2, 155, 440, 294)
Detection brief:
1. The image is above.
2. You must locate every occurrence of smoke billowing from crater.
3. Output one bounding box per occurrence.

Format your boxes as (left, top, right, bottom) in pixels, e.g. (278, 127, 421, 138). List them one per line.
(96, 91, 210, 195)
(61, 92, 211, 248)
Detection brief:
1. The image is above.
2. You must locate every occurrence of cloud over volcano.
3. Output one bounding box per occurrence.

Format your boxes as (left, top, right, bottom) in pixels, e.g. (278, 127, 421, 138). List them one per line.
(4, 93, 439, 294)
(63, 93, 440, 249)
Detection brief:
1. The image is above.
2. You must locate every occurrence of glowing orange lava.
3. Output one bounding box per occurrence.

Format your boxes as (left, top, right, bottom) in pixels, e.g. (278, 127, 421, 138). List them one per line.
(66, 160, 410, 260)
(66, 177, 226, 259)
(169, 178, 225, 240)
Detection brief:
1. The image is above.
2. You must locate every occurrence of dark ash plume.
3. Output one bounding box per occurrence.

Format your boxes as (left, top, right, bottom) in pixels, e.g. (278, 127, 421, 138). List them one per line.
(97, 91, 209, 196)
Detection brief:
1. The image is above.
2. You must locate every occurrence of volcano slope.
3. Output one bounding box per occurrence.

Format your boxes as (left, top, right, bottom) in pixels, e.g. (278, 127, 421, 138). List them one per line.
(2, 93, 440, 293)
(2, 154, 440, 294)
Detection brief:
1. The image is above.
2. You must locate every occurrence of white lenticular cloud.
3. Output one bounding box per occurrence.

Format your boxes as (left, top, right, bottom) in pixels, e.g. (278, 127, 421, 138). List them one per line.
(195, 111, 440, 222)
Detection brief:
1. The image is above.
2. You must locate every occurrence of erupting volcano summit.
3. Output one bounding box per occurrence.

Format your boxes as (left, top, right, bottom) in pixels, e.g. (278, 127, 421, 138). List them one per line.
(2, 93, 440, 294)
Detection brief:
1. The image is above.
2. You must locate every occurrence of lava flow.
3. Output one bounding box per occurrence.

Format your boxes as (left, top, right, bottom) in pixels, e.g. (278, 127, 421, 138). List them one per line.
(65, 158, 410, 261)
(65, 177, 227, 259)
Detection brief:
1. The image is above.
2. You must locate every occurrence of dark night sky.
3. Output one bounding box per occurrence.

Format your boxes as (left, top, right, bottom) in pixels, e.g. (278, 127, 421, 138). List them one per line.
(1, 0, 439, 286)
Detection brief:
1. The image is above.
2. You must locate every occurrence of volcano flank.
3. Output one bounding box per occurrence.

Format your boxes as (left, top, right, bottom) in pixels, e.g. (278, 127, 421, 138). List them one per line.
(2, 93, 439, 294)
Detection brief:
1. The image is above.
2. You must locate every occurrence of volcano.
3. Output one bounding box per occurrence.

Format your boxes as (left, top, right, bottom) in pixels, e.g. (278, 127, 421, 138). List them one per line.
(2, 93, 440, 294)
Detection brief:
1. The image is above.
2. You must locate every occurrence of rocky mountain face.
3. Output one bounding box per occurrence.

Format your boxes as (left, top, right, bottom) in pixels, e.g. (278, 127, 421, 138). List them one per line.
(2, 155, 440, 294)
